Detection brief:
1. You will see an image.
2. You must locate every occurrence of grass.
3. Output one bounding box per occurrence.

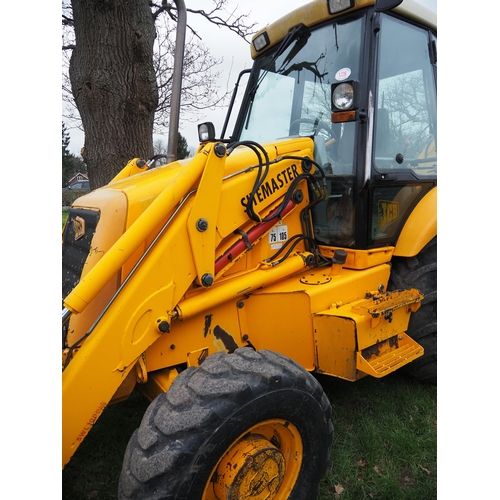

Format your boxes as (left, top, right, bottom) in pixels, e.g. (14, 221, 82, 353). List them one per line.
(317, 374, 436, 500)
(62, 392, 148, 500)
(62, 372, 436, 500)
(63, 208, 69, 228)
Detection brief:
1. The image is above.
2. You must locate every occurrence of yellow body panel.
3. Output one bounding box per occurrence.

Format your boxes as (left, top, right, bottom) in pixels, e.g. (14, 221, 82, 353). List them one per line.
(318, 245, 394, 270)
(110, 157, 149, 183)
(64, 189, 127, 345)
(313, 315, 357, 380)
(235, 260, 392, 370)
(314, 289, 423, 381)
(394, 187, 437, 257)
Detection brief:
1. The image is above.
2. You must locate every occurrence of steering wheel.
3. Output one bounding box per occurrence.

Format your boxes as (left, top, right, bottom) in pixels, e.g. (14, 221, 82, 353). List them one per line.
(291, 118, 338, 169)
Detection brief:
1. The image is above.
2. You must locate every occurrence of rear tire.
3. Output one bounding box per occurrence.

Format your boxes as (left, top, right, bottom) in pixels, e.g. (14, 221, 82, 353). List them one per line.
(389, 237, 437, 383)
(118, 348, 333, 500)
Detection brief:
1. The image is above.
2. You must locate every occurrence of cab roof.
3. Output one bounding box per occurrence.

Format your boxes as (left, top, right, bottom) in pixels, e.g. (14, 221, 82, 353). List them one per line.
(250, 0, 436, 59)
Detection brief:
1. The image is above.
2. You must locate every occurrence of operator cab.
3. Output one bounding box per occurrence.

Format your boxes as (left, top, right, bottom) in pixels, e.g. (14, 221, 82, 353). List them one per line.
(230, 1, 437, 250)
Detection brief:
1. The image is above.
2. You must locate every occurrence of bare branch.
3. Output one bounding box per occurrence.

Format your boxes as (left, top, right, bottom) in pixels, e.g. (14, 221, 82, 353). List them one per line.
(151, 0, 257, 42)
(62, 1, 74, 26)
(150, 1, 176, 22)
(62, 15, 74, 27)
(151, 14, 233, 131)
(186, 1, 257, 42)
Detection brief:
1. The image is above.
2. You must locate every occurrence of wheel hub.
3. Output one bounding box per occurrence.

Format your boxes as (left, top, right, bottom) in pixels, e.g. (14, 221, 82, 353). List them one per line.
(214, 435, 285, 499)
(203, 419, 303, 500)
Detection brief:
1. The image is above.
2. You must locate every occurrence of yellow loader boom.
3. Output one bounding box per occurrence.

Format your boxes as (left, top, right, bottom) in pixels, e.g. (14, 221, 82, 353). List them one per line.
(63, 139, 322, 464)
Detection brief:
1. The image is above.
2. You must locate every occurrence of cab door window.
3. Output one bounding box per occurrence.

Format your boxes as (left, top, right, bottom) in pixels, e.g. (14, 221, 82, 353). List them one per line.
(374, 15, 437, 176)
(370, 14, 436, 245)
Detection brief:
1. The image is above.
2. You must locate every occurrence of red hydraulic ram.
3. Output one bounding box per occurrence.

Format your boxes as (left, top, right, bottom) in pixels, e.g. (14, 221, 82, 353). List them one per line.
(215, 200, 295, 274)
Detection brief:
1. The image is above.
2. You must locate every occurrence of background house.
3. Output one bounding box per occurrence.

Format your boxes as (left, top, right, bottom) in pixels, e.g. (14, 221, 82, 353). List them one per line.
(67, 173, 89, 187)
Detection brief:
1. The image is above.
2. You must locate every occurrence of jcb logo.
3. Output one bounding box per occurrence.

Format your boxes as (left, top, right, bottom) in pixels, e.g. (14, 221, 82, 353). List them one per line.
(378, 201, 399, 228)
(72, 216, 86, 241)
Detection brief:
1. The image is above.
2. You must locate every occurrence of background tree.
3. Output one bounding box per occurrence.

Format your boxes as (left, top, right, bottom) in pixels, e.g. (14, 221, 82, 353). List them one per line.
(177, 132, 190, 159)
(153, 133, 190, 163)
(62, 0, 256, 189)
(380, 72, 434, 158)
(62, 122, 71, 167)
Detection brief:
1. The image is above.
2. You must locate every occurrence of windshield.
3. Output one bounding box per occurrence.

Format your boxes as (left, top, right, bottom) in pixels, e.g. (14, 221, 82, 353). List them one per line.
(238, 16, 364, 172)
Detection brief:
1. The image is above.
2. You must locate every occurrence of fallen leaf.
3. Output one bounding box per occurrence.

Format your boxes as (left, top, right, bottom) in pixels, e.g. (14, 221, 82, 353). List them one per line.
(419, 466, 431, 475)
(334, 483, 345, 499)
(373, 466, 380, 474)
(358, 459, 367, 467)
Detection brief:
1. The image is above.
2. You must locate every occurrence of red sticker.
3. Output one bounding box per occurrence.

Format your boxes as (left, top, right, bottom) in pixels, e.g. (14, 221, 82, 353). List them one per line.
(335, 68, 351, 81)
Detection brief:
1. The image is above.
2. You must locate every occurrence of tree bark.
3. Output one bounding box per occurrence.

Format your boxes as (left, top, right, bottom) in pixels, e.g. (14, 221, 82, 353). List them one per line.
(69, 0, 158, 188)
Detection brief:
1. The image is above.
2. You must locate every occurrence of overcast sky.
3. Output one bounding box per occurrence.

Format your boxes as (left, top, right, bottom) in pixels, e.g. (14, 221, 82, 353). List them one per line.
(66, 0, 437, 155)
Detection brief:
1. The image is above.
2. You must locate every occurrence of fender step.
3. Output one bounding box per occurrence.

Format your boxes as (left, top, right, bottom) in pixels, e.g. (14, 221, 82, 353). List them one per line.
(356, 332, 423, 378)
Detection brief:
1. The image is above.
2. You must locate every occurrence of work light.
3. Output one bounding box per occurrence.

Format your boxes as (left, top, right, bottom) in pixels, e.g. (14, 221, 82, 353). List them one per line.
(253, 31, 270, 52)
(327, 0, 354, 15)
(332, 82, 355, 110)
(198, 122, 216, 142)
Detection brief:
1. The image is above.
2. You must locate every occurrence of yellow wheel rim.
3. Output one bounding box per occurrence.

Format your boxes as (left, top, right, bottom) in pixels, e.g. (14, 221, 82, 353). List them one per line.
(202, 419, 303, 500)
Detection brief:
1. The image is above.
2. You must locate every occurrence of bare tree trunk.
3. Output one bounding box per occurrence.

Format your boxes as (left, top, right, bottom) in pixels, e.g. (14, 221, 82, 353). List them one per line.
(69, 0, 158, 188)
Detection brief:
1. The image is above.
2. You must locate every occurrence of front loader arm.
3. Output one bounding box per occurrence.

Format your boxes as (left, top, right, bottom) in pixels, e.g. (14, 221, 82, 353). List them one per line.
(62, 143, 226, 467)
(62, 137, 321, 468)
(63, 145, 218, 316)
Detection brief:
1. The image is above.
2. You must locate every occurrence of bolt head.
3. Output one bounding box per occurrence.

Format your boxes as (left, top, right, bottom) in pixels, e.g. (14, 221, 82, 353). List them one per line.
(196, 218, 209, 232)
(214, 143, 226, 158)
(158, 321, 170, 333)
(201, 273, 214, 287)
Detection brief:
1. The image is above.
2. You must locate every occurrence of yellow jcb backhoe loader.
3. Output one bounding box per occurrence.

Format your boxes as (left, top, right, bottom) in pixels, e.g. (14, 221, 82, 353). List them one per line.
(62, 0, 436, 498)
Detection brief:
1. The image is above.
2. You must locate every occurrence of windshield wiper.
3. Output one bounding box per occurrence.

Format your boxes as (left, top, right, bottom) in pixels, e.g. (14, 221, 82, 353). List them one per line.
(248, 24, 310, 99)
(245, 24, 310, 130)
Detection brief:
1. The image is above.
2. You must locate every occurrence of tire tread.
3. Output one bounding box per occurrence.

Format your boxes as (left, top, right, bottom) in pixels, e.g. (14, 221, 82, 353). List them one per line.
(119, 348, 332, 500)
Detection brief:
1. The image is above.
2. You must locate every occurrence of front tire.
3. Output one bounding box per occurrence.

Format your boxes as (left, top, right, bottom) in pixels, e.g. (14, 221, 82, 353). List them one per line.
(389, 237, 437, 383)
(118, 348, 333, 500)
